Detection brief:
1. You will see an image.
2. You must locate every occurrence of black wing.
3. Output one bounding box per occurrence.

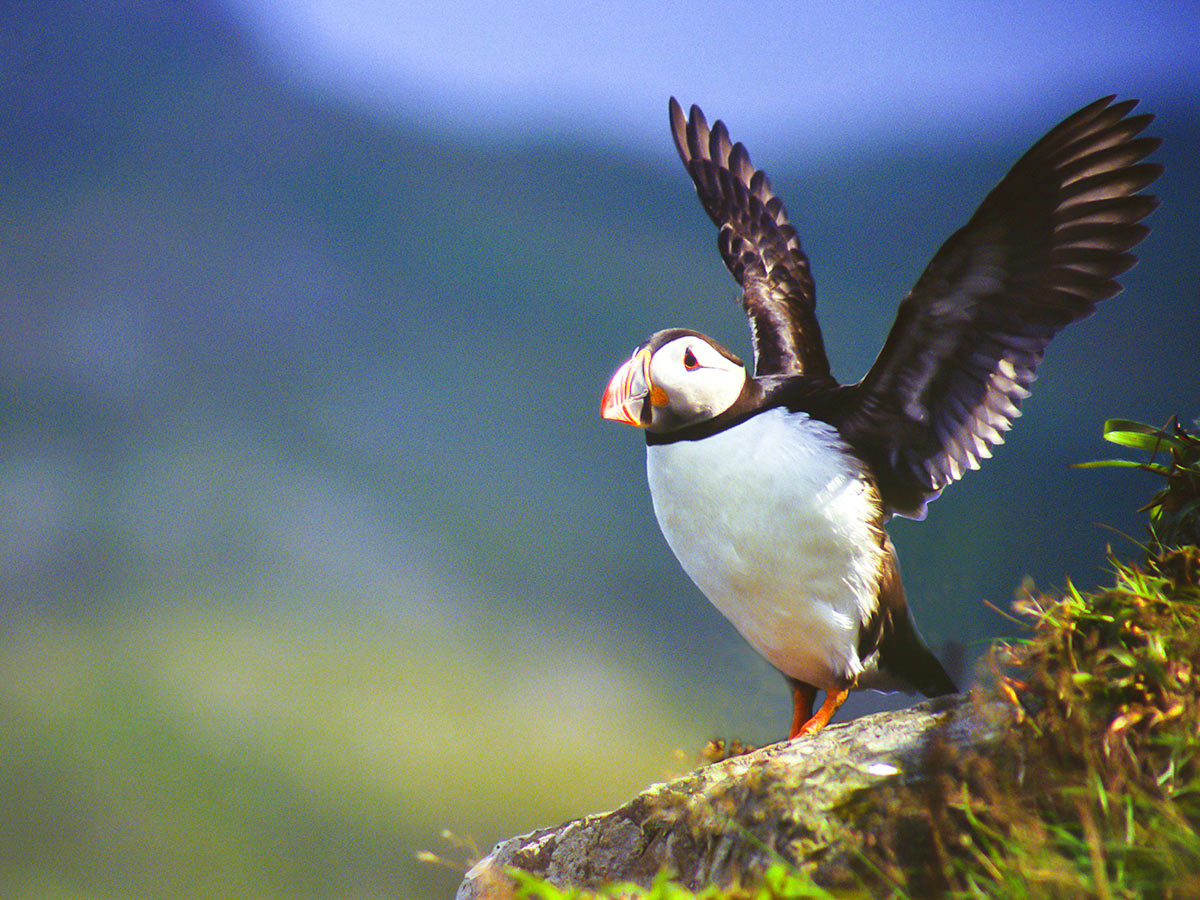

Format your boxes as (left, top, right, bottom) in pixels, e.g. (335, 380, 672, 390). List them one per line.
(670, 98, 830, 378)
(840, 95, 1161, 518)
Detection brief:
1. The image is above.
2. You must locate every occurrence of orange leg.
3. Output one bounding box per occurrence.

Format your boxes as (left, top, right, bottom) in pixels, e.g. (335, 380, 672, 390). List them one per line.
(788, 681, 817, 739)
(793, 687, 851, 738)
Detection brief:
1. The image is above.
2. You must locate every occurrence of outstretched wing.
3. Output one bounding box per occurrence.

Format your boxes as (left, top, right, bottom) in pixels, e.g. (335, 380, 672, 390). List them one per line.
(670, 98, 830, 378)
(841, 95, 1161, 518)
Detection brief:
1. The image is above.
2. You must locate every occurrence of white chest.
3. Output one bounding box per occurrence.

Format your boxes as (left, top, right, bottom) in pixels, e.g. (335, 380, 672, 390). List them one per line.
(646, 407, 883, 688)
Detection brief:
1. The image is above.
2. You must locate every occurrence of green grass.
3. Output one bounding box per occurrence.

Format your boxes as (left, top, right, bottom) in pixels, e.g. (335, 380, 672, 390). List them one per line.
(852, 418, 1200, 899)
(509, 864, 838, 900)
(873, 545, 1200, 900)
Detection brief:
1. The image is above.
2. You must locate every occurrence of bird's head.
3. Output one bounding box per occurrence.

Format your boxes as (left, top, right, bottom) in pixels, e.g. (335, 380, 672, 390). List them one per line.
(600, 329, 748, 434)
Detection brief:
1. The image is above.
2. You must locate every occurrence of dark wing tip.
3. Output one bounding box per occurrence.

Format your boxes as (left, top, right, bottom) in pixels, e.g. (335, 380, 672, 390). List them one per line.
(664, 97, 828, 378)
(668, 97, 685, 146)
(668, 97, 687, 164)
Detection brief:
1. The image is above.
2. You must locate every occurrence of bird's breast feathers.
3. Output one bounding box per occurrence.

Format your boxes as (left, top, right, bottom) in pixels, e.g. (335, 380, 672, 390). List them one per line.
(646, 408, 885, 688)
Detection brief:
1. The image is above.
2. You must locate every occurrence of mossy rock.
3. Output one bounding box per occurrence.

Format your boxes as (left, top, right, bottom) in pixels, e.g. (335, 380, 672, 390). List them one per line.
(457, 694, 1002, 899)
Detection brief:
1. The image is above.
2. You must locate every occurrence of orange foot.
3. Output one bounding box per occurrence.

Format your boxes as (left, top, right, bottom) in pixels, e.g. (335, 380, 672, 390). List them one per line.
(789, 686, 850, 739)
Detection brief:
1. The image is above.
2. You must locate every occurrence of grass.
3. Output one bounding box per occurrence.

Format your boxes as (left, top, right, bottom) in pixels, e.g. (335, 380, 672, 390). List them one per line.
(509, 864, 838, 900)
(853, 417, 1200, 899)
(855, 544, 1200, 899)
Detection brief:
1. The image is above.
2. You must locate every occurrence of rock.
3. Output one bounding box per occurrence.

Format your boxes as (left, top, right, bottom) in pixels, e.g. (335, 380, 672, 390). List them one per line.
(457, 694, 1001, 899)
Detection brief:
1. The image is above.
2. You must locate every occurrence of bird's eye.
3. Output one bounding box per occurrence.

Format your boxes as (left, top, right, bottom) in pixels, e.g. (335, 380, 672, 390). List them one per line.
(683, 348, 699, 370)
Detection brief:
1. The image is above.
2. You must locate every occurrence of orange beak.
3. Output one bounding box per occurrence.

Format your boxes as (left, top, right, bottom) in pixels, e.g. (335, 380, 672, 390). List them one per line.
(600, 347, 652, 427)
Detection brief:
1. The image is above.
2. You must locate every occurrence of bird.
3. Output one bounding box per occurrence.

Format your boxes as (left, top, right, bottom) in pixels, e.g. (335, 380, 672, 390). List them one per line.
(600, 95, 1161, 740)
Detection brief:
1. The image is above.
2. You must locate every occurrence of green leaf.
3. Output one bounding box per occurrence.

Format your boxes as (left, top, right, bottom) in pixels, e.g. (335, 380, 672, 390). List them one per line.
(1104, 430, 1183, 453)
(1101, 419, 1186, 454)
(1102, 418, 1163, 435)
(1072, 460, 1174, 476)
(1071, 459, 1152, 470)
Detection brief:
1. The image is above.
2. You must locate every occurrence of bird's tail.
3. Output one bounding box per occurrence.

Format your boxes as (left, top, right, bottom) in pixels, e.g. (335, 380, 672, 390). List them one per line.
(869, 536, 958, 697)
(881, 607, 958, 697)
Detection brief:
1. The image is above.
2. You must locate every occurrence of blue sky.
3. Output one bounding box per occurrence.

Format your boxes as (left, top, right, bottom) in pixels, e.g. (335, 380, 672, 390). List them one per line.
(224, 0, 1199, 158)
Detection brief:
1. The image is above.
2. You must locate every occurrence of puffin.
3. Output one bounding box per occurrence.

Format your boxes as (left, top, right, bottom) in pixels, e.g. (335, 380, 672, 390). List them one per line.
(600, 95, 1160, 739)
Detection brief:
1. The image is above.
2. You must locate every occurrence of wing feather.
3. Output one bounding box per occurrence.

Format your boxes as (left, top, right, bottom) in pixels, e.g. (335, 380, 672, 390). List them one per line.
(840, 96, 1160, 517)
(669, 98, 830, 377)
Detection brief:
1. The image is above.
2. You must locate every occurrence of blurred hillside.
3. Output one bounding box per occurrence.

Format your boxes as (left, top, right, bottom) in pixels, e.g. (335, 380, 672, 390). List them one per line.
(1, 2, 1198, 899)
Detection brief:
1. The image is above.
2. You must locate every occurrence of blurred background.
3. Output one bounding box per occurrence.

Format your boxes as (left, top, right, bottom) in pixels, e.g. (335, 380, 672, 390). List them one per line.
(1, 1, 1197, 897)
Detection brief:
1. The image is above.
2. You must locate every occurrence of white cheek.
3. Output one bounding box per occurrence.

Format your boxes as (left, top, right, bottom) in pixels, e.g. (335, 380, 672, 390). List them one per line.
(647, 341, 745, 422)
(677, 369, 742, 417)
